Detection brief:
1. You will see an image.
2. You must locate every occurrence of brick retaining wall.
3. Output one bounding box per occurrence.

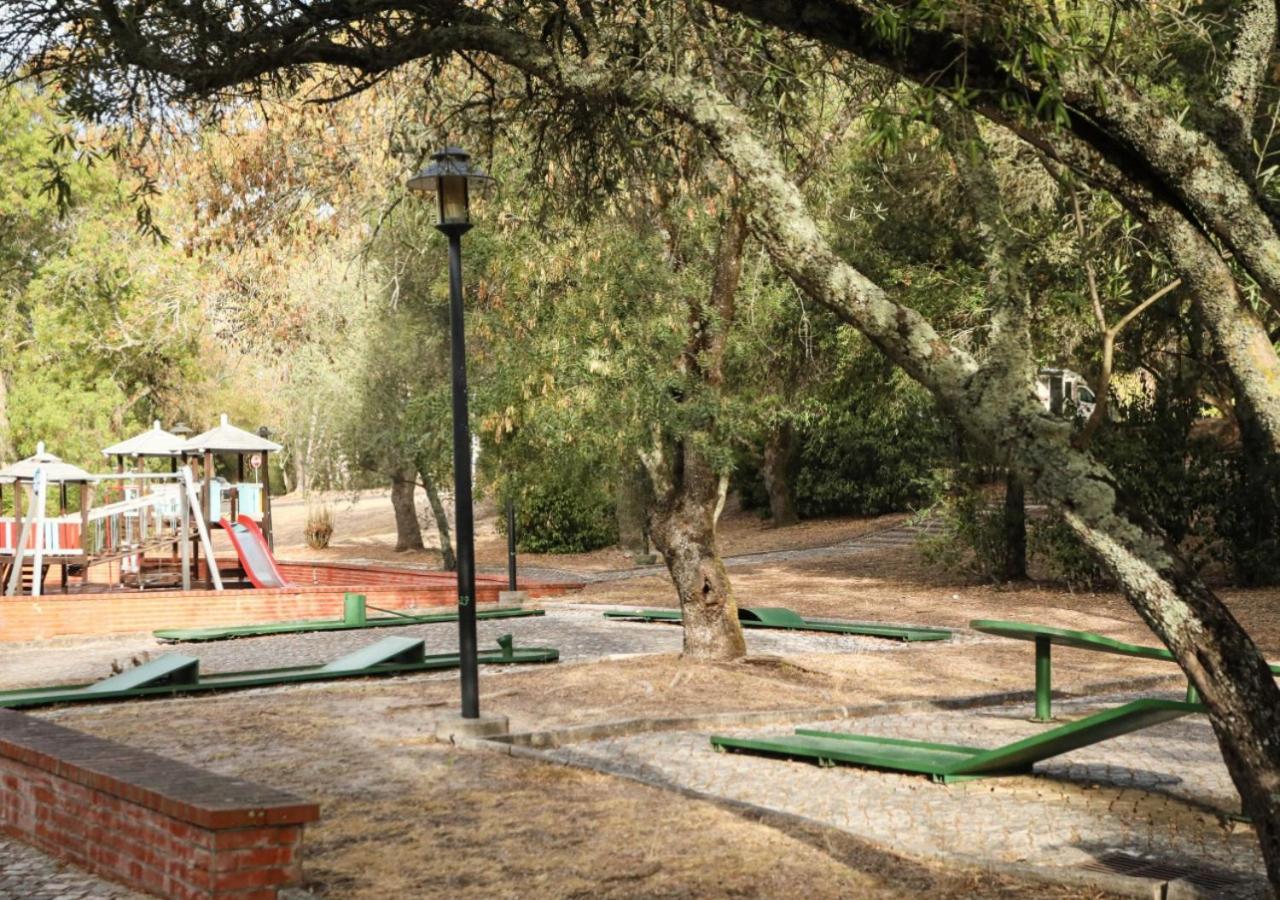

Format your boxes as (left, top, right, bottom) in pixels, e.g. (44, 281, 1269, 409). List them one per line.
(0, 561, 582, 641)
(0, 708, 318, 899)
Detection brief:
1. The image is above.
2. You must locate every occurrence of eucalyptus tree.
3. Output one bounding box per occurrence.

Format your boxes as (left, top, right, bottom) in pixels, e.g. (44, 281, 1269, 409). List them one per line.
(8, 0, 1280, 877)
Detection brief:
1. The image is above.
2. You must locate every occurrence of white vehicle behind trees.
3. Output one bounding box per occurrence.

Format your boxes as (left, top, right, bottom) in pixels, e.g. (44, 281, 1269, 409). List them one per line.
(1035, 368, 1096, 418)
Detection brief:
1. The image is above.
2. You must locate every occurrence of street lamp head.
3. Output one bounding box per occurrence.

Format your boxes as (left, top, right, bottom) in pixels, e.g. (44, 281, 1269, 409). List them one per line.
(406, 146, 495, 230)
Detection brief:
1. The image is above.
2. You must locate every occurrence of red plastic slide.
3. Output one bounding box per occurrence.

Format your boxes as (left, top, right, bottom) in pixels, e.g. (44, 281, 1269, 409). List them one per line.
(220, 515, 292, 589)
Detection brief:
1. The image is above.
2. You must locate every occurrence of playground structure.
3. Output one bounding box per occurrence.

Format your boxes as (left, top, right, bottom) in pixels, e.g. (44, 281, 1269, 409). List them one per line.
(0, 416, 279, 597)
(0, 448, 221, 597)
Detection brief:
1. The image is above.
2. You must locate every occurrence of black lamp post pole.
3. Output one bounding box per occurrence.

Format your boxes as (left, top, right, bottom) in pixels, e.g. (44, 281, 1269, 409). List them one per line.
(441, 224, 479, 719)
(506, 496, 517, 592)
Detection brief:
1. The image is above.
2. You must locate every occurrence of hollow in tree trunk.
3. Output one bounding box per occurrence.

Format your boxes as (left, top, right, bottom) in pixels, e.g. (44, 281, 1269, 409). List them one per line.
(390, 470, 424, 552)
(761, 422, 800, 527)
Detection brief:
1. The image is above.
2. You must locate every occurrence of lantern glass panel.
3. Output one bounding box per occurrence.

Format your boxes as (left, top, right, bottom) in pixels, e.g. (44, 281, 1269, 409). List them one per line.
(439, 175, 469, 225)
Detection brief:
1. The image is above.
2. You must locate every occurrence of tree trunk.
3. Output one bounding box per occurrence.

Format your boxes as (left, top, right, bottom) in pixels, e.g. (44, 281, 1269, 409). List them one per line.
(644, 442, 746, 661)
(1001, 469, 1027, 582)
(0, 369, 10, 462)
(616, 461, 650, 555)
(761, 421, 799, 527)
(1145, 205, 1280, 454)
(631, 74, 1280, 879)
(417, 464, 456, 571)
(390, 470, 423, 552)
(641, 191, 750, 661)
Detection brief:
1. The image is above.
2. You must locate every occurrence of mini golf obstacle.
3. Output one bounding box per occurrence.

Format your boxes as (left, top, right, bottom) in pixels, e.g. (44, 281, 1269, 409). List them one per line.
(154, 591, 544, 642)
(708, 618, 1280, 784)
(0, 634, 558, 709)
(711, 698, 1202, 783)
(970, 619, 1280, 720)
(604, 606, 950, 642)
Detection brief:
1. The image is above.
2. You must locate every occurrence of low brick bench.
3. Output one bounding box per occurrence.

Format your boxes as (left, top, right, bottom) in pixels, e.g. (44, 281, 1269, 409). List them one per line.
(0, 709, 319, 899)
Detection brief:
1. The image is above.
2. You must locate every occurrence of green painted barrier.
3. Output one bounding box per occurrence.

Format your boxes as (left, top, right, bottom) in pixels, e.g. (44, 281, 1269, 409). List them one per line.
(604, 606, 950, 642)
(155, 595, 544, 643)
(0, 635, 559, 709)
(711, 699, 1201, 783)
(970, 619, 1280, 721)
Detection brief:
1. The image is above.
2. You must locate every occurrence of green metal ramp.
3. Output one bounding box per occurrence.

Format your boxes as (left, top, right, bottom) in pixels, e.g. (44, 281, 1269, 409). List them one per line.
(155, 594, 544, 643)
(83, 655, 200, 693)
(319, 636, 426, 672)
(604, 606, 950, 642)
(0, 635, 559, 709)
(711, 699, 1201, 783)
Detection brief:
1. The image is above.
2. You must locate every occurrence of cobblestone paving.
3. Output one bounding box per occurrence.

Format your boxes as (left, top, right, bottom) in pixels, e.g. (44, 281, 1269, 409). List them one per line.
(0, 835, 144, 899)
(1, 607, 970, 690)
(544, 689, 1264, 886)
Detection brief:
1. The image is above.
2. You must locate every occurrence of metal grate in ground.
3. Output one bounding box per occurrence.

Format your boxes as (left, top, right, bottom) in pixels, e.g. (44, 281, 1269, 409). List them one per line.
(1079, 850, 1262, 896)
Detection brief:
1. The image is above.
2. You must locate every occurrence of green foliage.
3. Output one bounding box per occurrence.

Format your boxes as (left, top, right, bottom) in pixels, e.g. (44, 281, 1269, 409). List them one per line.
(918, 486, 1008, 582)
(792, 369, 949, 516)
(512, 457, 618, 554)
(0, 87, 213, 469)
(921, 482, 1111, 589)
(1026, 513, 1111, 592)
(1092, 395, 1280, 585)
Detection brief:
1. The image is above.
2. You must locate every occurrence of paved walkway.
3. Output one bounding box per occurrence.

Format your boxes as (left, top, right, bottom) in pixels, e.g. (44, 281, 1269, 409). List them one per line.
(0, 605, 977, 693)
(568, 520, 944, 583)
(0, 836, 144, 899)
(543, 689, 1265, 894)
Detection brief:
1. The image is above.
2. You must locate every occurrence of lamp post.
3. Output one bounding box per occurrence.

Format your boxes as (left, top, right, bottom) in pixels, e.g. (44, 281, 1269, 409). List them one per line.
(407, 146, 494, 720)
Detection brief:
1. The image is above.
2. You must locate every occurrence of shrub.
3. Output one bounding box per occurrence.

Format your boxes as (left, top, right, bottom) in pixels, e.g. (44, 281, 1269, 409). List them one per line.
(513, 466, 617, 554)
(303, 502, 334, 550)
(1026, 514, 1111, 592)
(918, 487, 1007, 582)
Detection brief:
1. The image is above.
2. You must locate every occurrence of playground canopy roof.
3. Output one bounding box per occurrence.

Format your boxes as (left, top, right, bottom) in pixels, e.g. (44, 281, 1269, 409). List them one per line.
(0, 443, 93, 483)
(183, 414, 282, 455)
(101, 421, 187, 458)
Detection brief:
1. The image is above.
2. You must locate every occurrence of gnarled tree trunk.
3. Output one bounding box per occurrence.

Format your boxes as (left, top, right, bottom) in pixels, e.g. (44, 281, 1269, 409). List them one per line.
(1002, 469, 1027, 582)
(390, 470, 423, 552)
(644, 441, 745, 660)
(643, 192, 750, 660)
(641, 72, 1280, 880)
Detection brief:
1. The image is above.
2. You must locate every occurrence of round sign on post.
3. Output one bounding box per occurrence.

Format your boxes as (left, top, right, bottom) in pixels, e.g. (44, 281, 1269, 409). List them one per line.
(250, 453, 262, 471)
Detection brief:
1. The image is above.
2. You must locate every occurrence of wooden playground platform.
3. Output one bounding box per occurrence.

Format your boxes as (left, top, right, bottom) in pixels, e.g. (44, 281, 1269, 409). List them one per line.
(0, 559, 582, 641)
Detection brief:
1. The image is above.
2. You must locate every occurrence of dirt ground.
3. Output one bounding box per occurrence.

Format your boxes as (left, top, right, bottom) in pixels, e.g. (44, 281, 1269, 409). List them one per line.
(23, 495, 1275, 897)
(271, 488, 906, 572)
(573, 542, 1280, 655)
(44, 670, 1116, 900)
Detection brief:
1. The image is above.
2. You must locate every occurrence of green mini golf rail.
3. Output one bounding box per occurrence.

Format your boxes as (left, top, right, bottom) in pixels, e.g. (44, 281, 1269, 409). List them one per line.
(971, 619, 1280, 721)
(0, 634, 559, 709)
(155, 593, 544, 642)
(711, 698, 1201, 783)
(604, 606, 950, 642)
